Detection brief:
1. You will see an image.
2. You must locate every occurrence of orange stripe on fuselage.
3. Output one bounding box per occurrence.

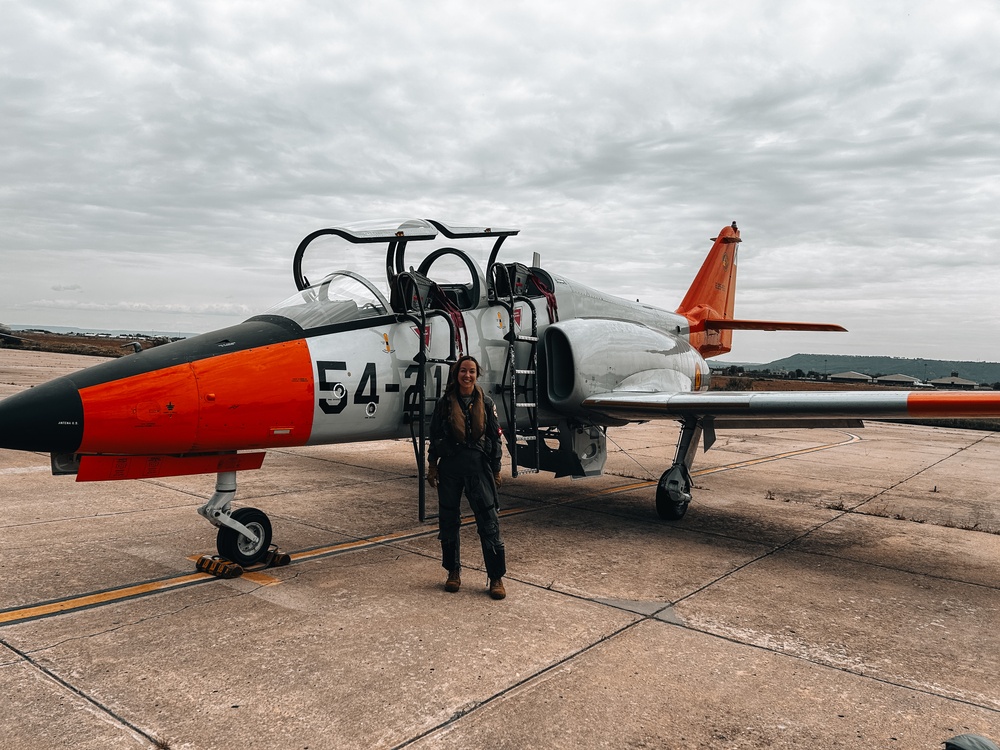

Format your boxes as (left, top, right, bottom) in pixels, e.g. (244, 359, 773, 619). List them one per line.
(78, 340, 315, 454)
(906, 391, 1000, 417)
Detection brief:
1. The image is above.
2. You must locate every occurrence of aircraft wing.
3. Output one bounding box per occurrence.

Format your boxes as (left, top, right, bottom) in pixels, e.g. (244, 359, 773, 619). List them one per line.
(581, 389, 1000, 424)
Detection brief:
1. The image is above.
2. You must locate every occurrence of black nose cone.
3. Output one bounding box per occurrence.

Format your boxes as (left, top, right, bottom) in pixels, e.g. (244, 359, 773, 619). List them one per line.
(0, 377, 84, 453)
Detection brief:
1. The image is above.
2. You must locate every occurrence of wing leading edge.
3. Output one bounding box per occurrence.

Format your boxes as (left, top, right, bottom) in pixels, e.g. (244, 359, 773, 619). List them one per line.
(581, 390, 1000, 423)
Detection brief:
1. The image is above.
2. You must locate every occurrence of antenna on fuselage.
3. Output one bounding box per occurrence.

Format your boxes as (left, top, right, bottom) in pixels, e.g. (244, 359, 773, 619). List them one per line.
(532, 252, 541, 267)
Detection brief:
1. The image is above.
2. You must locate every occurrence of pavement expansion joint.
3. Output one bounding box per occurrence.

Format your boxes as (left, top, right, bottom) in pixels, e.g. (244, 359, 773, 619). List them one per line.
(593, 597, 672, 617)
(1, 434, 873, 631)
(2, 636, 170, 748)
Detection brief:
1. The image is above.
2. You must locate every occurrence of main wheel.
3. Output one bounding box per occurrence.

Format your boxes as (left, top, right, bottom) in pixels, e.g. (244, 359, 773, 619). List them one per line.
(217, 507, 272, 566)
(656, 470, 690, 521)
(656, 489, 689, 520)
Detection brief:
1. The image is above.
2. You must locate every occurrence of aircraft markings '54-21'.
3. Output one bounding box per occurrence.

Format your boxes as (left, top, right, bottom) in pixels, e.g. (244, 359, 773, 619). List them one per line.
(2, 219, 999, 566)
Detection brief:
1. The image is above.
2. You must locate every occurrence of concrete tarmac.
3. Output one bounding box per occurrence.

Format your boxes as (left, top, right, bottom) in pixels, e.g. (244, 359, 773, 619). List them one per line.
(1, 349, 998, 749)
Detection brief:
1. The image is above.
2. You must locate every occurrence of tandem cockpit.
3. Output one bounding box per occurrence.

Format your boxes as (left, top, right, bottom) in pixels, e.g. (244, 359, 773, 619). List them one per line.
(257, 218, 558, 334)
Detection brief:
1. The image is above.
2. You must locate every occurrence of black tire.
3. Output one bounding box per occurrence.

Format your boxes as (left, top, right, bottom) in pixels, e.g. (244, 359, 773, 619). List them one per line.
(217, 507, 272, 566)
(655, 483, 689, 521)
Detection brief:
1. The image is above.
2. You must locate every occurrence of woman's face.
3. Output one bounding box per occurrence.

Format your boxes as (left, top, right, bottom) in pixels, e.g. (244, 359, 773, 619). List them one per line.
(457, 360, 478, 394)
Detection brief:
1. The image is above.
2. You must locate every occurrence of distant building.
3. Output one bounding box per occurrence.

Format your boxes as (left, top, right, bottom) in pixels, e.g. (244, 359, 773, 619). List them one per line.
(929, 375, 978, 390)
(830, 371, 872, 384)
(875, 373, 925, 388)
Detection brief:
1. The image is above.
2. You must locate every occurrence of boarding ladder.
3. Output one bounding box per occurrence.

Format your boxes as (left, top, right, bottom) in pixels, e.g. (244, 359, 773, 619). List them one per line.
(488, 262, 541, 476)
(391, 270, 460, 521)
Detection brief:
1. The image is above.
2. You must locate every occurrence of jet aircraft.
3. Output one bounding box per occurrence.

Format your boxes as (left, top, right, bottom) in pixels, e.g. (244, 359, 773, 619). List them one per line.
(2, 219, 999, 567)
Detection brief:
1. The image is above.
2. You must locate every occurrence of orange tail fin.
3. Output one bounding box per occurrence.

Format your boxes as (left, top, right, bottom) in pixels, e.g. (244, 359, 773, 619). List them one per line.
(676, 222, 741, 358)
(676, 222, 846, 358)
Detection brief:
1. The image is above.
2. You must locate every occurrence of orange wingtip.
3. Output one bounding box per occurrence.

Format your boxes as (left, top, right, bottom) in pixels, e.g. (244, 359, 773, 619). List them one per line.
(906, 391, 1000, 418)
(704, 319, 847, 332)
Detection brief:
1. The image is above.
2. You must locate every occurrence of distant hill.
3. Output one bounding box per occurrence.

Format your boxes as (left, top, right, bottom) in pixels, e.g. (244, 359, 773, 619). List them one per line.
(0, 330, 183, 358)
(9, 323, 196, 338)
(736, 354, 1000, 385)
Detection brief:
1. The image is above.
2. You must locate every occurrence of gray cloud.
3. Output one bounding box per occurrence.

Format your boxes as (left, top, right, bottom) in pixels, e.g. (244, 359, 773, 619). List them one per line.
(3, 1, 999, 361)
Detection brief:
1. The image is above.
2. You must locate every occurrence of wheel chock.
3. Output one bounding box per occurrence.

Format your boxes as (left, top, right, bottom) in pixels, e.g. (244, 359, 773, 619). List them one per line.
(196, 555, 244, 579)
(263, 546, 291, 568)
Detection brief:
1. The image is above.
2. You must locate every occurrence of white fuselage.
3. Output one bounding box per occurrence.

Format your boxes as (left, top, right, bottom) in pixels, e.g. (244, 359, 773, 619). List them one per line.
(303, 273, 707, 444)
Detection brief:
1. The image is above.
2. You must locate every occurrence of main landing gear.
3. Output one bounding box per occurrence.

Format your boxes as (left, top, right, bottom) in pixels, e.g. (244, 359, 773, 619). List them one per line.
(656, 464, 692, 520)
(197, 470, 274, 567)
(655, 417, 704, 521)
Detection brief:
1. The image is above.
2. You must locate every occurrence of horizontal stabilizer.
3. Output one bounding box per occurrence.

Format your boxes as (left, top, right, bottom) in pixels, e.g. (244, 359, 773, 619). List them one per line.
(581, 390, 1000, 423)
(704, 319, 847, 332)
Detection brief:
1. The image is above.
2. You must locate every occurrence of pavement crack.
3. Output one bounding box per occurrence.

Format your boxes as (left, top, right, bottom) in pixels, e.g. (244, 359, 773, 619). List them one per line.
(21, 591, 242, 656)
(666, 432, 1000, 609)
(850, 431, 996, 515)
(670, 621, 1000, 715)
(391, 616, 641, 749)
(1, 635, 169, 748)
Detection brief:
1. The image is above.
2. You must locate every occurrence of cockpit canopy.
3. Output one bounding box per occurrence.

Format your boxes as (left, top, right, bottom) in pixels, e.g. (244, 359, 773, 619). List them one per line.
(258, 218, 557, 331)
(261, 271, 390, 330)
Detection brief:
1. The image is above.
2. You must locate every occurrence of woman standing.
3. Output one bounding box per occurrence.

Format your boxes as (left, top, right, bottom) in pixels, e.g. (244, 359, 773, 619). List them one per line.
(427, 355, 506, 599)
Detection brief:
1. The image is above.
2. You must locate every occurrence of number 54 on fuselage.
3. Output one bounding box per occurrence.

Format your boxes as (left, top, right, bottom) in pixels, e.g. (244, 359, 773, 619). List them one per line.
(3, 218, 999, 566)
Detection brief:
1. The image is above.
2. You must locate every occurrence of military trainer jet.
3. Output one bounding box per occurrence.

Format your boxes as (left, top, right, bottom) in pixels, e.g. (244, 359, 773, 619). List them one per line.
(2, 219, 999, 566)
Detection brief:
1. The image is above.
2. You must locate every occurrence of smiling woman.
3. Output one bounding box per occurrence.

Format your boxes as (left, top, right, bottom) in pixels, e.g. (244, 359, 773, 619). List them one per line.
(427, 354, 507, 600)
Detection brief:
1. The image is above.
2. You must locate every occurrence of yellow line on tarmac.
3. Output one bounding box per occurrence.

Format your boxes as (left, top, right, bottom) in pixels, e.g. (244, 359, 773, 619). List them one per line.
(0, 432, 860, 628)
(693, 431, 862, 477)
(595, 431, 861, 495)
(241, 571, 281, 585)
(0, 573, 207, 626)
(287, 527, 435, 563)
(1, 528, 446, 628)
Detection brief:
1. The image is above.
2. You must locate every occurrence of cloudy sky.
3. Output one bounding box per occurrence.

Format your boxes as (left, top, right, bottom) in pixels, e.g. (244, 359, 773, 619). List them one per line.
(3, 1, 999, 363)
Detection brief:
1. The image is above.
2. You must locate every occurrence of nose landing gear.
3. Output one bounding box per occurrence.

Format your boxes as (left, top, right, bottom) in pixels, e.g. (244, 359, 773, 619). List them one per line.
(197, 470, 274, 566)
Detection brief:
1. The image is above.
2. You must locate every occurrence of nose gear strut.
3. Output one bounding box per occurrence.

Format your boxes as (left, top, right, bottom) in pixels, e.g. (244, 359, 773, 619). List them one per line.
(196, 470, 274, 566)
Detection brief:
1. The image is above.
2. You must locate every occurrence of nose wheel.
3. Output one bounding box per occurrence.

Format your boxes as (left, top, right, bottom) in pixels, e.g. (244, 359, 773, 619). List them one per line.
(216, 507, 273, 566)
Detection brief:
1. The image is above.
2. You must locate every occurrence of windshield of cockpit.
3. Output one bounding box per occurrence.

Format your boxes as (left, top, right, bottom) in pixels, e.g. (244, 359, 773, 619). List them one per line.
(261, 272, 390, 329)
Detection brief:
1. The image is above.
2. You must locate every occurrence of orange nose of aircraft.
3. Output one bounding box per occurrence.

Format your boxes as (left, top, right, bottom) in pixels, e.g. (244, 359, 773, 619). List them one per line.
(0, 319, 318, 460)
